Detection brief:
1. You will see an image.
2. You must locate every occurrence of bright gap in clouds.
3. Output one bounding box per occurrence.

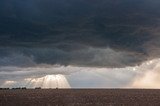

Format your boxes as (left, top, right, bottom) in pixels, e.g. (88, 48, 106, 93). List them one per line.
(1, 58, 160, 88)
(1, 74, 70, 88)
(25, 74, 71, 88)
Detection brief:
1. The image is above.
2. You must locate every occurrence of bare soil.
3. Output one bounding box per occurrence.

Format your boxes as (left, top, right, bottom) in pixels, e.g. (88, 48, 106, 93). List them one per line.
(0, 89, 160, 106)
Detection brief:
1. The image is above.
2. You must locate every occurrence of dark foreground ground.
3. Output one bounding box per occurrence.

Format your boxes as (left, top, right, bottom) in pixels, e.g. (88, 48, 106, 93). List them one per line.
(0, 89, 160, 106)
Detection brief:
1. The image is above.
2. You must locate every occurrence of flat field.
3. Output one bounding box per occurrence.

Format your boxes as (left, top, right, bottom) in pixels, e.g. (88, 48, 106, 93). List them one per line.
(0, 89, 160, 106)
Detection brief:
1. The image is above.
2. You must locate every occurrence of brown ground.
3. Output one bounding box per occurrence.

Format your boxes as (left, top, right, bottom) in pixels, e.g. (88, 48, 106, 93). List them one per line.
(0, 89, 160, 106)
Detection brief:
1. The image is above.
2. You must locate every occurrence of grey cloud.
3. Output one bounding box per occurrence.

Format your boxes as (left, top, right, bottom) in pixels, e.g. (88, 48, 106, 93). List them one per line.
(0, 65, 83, 81)
(0, 47, 146, 68)
(0, 0, 160, 68)
(0, 53, 36, 67)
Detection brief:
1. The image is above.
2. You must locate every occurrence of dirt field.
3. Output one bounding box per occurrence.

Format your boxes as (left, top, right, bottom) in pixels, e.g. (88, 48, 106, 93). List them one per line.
(0, 89, 160, 106)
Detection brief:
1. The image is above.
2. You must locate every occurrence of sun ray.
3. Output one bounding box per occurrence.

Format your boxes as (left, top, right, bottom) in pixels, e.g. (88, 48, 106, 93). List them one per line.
(22, 74, 71, 89)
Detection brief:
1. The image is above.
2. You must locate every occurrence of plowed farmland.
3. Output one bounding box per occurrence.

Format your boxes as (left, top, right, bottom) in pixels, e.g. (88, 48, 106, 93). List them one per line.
(0, 89, 160, 106)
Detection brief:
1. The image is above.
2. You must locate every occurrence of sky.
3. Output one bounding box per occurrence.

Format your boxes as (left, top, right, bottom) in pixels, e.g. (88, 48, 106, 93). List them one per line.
(0, 0, 160, 88)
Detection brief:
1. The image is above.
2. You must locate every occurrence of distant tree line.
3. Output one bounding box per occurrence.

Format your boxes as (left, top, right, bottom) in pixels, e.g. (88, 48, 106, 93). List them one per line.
(0, 87, 60, 90)
(0, 87, 42, 90)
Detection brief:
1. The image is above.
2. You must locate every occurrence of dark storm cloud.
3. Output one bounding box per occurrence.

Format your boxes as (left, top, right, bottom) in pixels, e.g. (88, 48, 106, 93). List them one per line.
(0, 47, 145, 68)
(0, 0, 160, 67)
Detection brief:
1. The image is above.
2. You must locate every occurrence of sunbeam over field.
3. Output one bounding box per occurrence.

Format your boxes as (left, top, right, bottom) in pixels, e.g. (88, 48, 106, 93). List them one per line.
(0, 74, 70, 89)
(25, 75, 70, 89)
